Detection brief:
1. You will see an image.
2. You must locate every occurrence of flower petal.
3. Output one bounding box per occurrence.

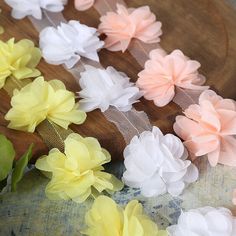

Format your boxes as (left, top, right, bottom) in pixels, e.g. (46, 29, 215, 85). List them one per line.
(40, 20, 103, 68)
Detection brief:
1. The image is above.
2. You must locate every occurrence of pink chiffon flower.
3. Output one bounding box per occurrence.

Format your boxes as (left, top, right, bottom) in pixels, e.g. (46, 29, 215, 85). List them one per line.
(137, 49, 209, 107)
(74, 0, 94, 11)
(174, 90, 236, 167)
(98, 4, 162, 52)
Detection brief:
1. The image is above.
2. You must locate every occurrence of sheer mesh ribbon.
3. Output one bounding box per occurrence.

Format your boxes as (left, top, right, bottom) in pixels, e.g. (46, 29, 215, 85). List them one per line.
(104, 107, 152, 144)
(173, 87, 203, 110)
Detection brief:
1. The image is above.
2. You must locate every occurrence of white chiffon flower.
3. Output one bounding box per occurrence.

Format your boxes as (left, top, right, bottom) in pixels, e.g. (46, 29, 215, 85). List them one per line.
(167, 207, 236, 236)
(122, 126, 199, 197)
(78, 65, 141, 112)
(5, 0, 67, 20)
(39, 20, 104, 68)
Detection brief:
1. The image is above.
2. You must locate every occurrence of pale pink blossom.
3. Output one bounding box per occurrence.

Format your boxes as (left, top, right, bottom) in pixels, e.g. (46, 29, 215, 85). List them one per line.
(98, 4, 162, 52)
(174, 90, 236, 167)
(137, 49, 208, 107)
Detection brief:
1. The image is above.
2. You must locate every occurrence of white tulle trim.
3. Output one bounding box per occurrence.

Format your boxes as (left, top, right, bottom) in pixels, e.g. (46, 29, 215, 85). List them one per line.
(122, 126, 199, 197)
(39, 20, 104, 68)
(5, 0, 68, 19)
(78, 65, 141, 112)
(167, 207, 236, 236)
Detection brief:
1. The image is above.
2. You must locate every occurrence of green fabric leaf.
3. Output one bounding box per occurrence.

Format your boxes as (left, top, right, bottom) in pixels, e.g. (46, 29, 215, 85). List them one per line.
(0, 134, 15, 181)
(11, 144, 34, 192)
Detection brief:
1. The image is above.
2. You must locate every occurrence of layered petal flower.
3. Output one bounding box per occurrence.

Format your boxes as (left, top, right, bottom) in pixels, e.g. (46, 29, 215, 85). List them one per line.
(82, 195, 167, 236)
(74, 0, 94, 11)
(137, 49, 209, 107)
(174, 90, 236, 166)
(122, 126, 198, 197)
(98, 4, 162, 52)
(0, 38, 41, 89)
(78, 65, 141, 112)
(35, 134, 124, 203)
(40, 20, 104, 68)
(5, 77, 86, 132)
(167, 207, 236, 236)
(5, 0, 68, 20)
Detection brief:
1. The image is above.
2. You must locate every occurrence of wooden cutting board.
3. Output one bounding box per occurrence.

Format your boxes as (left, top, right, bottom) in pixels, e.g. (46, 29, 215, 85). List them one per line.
(0, 0, 236, 161)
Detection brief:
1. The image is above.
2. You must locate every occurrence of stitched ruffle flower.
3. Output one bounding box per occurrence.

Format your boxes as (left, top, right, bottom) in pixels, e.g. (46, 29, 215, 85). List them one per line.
(174, 90, 236, 167)
(0, 38, 41, 89)
(98, 4, 162, 52)
(78, 65, 141, 112)
(74, 0, 94, 11)
(35, 134, 124, 203)
(122, 126, 198, 197)
(39, 20, 104, 69)
(167, 207, 236, 236)
(137, 49, 209, 107)
(82, 195, 167, 236)
(5, 0, 68, 20)
(5, 77, 86, 132)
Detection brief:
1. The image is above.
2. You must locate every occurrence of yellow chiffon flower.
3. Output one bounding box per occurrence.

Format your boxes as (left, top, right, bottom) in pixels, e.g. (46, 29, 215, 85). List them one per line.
(0, 38, 41, 89)
(35, 133, 124, 203)
(5, 77, 86, 132)
(83, 196, 167, 236)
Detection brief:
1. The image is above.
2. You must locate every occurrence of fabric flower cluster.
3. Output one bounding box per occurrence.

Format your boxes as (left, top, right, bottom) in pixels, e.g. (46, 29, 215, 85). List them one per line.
(174, 90, 236, 167)
(40, 20, 104, 69)
(122, 127, 198, 197)
(83, 195, 167, 236)
(99, 4, 162, 52)
(5, 77, 86, 132)
(137, 49, 209, 107)
(167, 207, 236, 236)
(35, 134, 124, 203)
(5, 0, 68, 20)
(0, 38, 41, 89)
(78, 65, 141, 112)
(74, 0, 94, 11)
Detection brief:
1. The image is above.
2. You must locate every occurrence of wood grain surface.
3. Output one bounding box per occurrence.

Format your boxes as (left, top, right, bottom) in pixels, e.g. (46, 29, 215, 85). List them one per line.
(0, 0, 236, 161)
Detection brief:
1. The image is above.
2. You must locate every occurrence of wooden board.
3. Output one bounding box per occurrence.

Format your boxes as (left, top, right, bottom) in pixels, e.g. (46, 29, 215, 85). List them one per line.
(0, 0, 236, 162)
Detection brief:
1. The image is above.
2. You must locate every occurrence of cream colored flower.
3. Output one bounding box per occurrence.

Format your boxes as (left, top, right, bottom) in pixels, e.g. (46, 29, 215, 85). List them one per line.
(5, 77, 86, 132)
(123, 127, 199, 198)
(5, 0, 68, 20)
(0, 38, 41, 89)
(167, 207, 236, 236)
(83, 195, 167, 236)
(78, 65, 141, 112)
(35, 134, 124, 203)
(40, 21, 104, 68)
